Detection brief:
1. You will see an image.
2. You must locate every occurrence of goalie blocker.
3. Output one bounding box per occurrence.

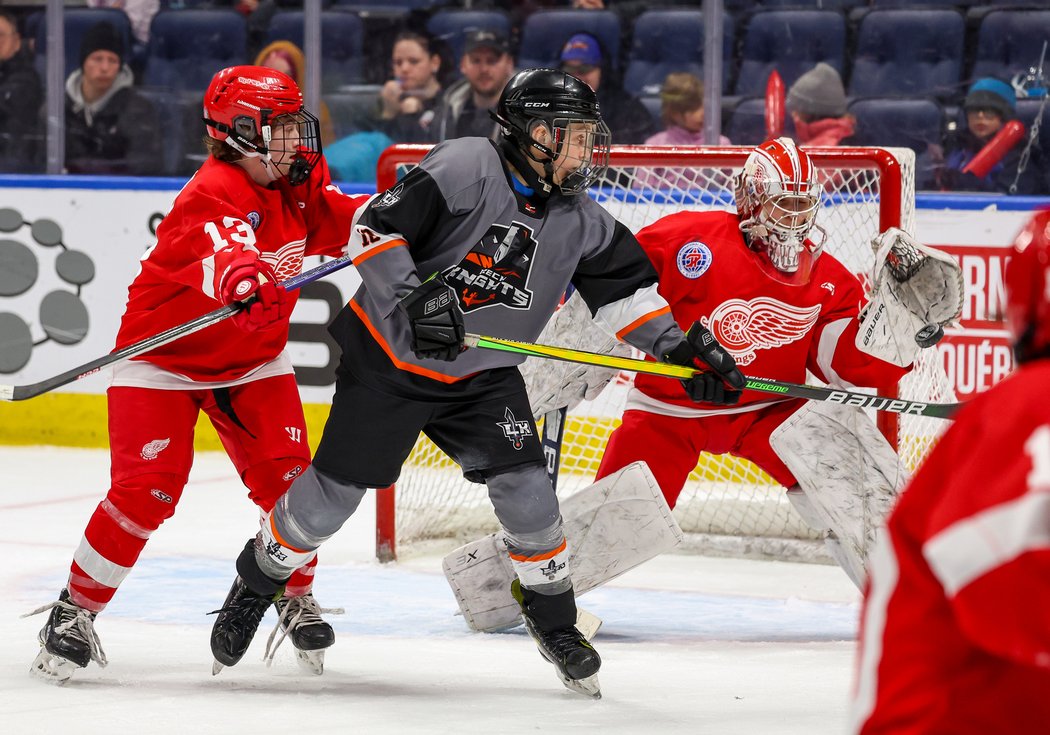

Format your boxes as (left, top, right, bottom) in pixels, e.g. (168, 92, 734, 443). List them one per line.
(443, 462, 682, 633)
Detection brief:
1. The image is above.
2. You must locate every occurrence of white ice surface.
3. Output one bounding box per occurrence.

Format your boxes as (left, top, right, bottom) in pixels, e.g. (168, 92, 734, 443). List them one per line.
(1, 447, 861, 734)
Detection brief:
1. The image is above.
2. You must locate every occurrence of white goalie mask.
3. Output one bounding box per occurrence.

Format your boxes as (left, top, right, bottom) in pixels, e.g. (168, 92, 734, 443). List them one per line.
(733, 137, 827, 280)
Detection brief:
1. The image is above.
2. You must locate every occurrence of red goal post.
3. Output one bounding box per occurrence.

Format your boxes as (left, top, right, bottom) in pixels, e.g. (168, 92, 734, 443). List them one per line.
(372, 144, 952, 562)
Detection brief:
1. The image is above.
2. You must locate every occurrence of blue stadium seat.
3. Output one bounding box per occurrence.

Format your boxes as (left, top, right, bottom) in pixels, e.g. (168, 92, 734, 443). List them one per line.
(734, 10, 846, 97)
(850, 98, 943, 152)
(266, 11, 364, 90)
(323, 85, 383, 139)
(870, 0, 980, 7)
(758, 0, 865, 8)
(144, 10, 248, 92)
(623, 10, 735, 96)
(849, 10, 965, 100)
(972, 10, 1050, 86)
(517, 10, 621, 76)
(725, 96, 797, 146)
(426, 10, 512, 65)
(33, 8, 135, 79)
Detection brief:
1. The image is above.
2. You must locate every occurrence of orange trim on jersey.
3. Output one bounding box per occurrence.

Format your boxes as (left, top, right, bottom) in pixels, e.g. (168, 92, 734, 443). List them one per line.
(348, 299, 469, 384)
(508, 538, 568, 563)
(615, 305, 672, 340)
(269, 514, 310, 554)
(352, 237, 406, 265)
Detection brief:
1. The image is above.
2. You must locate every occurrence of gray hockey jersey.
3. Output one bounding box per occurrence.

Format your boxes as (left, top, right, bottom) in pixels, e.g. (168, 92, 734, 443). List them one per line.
(339, 136, 685, 386)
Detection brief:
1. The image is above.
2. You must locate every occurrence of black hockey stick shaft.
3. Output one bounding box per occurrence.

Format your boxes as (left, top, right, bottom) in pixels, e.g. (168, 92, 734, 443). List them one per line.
(465, 333, 962, 420)
(541, 406, 568, 491)
(1, 254, 356, 402)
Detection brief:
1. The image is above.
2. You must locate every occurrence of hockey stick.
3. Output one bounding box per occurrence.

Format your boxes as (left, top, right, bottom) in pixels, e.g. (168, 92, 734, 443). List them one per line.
(541, 406, 568, 491)
(0, 254, 356, 402)
(465, 333, 961, 420)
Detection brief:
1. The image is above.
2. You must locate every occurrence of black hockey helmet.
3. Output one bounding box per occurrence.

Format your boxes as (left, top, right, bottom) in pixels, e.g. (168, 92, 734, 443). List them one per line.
(491, 68, 611, 195)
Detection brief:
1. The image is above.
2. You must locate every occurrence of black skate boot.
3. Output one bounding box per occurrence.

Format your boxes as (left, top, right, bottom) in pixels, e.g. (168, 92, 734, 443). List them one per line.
(24, 589, 107, 684)
(268, 593, 343, 675)
(209, 576, 278, 675)
(512, 580, 601, 698)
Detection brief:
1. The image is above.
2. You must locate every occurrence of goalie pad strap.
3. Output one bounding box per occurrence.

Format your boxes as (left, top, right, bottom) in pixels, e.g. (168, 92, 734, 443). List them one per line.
(442, 462, 683, 632)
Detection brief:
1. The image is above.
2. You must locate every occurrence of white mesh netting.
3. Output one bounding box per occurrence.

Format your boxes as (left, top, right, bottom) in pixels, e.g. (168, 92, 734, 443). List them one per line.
(377, 146, 956, 561)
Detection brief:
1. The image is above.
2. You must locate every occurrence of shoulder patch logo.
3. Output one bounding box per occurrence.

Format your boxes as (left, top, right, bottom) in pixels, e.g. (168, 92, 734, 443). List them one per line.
(676, 241, 713, 279)
(376, 183, 405, 209)
(246, 211, 261, 230)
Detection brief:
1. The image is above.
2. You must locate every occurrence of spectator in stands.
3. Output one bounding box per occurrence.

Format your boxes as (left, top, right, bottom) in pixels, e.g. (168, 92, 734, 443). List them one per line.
(0, 9, 42, 172)
(645, 72, 730, 147)
(786, 62, 855, 147)
(254, 40, 335, 146)
(433, 29, 516, 142)
(377, 30, 445, 144)
(560, 32, 653, 144)
(934, 77, 1048, 196)
(64, 21, 161, 175)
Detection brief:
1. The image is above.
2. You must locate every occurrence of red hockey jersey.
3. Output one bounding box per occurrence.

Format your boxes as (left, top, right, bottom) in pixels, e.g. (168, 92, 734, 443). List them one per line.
(632, 210, 908, 412)
(851, 359, 1050, 734)
(114, 156, 366, 382)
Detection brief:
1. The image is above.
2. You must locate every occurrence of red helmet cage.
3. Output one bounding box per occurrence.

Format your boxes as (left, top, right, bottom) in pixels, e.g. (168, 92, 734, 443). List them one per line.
(203, 65, 303, 151)
(1005, 210, 1050, 363)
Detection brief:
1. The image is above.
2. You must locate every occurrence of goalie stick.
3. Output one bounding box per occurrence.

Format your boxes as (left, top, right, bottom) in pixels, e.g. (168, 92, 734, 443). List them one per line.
(540, 406, 568, 491)
(0, 254, 356, 402)
(465, 333, 961, 420)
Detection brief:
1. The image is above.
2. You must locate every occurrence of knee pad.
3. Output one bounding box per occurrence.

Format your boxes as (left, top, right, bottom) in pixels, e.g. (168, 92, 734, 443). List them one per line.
(106, 473, 186, 532)
(243, 457, 311, 513)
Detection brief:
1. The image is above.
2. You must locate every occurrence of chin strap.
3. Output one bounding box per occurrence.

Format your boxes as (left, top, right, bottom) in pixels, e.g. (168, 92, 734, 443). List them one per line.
(499, 137, 553, 197)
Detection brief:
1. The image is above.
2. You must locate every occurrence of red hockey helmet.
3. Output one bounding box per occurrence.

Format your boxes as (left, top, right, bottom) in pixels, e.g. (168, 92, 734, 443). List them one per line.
(1005, 209, 1050, 363)
(733, 137, 826, 278)
(202, 65, 321, 185)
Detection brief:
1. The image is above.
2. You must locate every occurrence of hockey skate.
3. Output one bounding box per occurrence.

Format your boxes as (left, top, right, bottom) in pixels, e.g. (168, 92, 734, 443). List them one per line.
(513, 581, 602, 699)
(266, 593, 344, 675)
(209, 576, 275, 675)
(24, 589, 107, 685)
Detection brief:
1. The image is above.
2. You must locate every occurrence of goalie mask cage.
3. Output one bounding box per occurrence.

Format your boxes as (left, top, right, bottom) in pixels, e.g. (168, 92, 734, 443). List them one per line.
(373, 145, 955, 563)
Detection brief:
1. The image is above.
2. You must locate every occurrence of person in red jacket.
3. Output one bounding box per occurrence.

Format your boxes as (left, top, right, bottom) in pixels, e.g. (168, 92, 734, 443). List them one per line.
(850, 210, 1050, 734)
(26, 65, 367, 684)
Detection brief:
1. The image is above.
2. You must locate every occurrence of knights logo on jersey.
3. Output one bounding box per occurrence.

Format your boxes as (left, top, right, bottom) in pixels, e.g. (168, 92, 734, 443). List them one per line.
(444, 222, 537, 312)
(701, 297, 821, 366)
(676, 241, 713, 279)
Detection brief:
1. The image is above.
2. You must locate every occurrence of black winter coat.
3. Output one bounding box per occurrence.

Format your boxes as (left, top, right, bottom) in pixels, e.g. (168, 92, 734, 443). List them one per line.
(65, 86, 161, 176)
(0, 47, 43, 172)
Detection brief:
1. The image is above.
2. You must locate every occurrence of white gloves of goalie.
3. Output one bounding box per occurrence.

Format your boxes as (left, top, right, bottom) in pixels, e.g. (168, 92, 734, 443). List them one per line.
(519, 292, 631, 419)
(856, 227, 964, 367)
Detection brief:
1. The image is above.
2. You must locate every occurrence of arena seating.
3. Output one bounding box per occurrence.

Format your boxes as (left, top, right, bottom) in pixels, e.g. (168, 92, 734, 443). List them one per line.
(144, 10, 247, 91)
(517, 9, 621, 77)
(265, 11, 365, 90)
(426, 9, 511, 66)
(623, 10, 734, 96)
(31, 8, 135, 79)
(734, 10, 846, 96)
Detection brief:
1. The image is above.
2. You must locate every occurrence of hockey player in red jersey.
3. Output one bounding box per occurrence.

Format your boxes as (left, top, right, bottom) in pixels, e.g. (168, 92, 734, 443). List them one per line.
(585, 138, 962, 587)
(26, 65, 367, 683)
(850, 211, 1050, 734)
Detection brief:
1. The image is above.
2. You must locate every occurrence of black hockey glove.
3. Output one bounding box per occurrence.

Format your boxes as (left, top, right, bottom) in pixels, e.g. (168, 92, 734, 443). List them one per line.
(398, 274, 466, 362)
(663, 323, 746, 405)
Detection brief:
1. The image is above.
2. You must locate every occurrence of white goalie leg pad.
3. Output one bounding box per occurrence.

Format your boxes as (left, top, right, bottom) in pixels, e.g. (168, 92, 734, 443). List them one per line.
(771, 402, 906, 589)
(442, 462, 683, 633)
(519, 291, 632, 419)
(856, 227, 964, 367)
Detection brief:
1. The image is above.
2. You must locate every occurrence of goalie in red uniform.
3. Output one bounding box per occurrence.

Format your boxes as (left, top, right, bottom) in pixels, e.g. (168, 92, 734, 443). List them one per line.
(530, 138, 963, 588)
(850, 211, 1050, 734)
(25, 65, 367, 683)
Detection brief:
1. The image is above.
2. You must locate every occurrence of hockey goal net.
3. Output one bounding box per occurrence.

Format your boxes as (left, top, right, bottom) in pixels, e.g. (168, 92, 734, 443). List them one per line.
(373, 145, 955, 562)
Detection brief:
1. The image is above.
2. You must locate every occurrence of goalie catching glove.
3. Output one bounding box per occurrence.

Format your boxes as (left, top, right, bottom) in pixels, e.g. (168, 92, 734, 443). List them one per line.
(857, 227, 964, 367)
(398, 273, 466, 361)
(218, 255, 289, 332)
(664, 323, 746, 405)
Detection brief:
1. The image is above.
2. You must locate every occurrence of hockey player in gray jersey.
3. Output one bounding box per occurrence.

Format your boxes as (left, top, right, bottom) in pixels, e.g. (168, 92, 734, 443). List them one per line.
(208, 68, 745, 697)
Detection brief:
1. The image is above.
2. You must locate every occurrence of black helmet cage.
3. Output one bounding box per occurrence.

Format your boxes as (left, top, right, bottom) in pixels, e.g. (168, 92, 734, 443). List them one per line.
(494, 84, 611, 195)
(205, 107, 323, 186)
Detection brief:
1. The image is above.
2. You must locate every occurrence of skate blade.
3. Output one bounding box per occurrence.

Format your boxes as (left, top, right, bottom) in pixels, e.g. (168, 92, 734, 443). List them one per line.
(576, 609, 602, 641)
(295, 648, 325, 676)
(29, 649, 80, 685)
(212, 660, 225, 676)
(560, 672, 601, 699)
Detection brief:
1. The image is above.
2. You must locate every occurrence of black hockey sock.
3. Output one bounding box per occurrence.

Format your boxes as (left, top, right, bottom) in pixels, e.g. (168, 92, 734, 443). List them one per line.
(513, 580, 577, 631)
(235, 537, 289, 598)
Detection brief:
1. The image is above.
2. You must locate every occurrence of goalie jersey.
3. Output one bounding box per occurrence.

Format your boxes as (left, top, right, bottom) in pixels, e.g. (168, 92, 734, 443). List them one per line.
(851, 359, 1050, 734)
(335, 136, 684, 392)
(628, 210, 910, 415)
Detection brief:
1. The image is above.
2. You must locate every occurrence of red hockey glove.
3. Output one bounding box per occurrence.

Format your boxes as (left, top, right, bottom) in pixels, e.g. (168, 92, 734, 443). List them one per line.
(218, 256, 290, 332)
(664, 323, 746, 405)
